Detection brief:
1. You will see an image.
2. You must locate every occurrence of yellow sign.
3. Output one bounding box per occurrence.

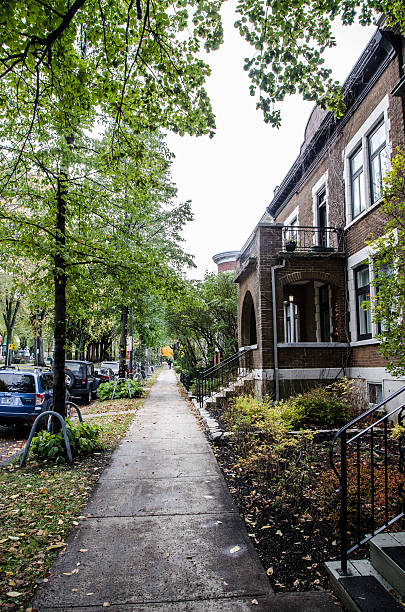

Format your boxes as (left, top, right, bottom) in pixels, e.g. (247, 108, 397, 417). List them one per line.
(8, 343, 13, 350)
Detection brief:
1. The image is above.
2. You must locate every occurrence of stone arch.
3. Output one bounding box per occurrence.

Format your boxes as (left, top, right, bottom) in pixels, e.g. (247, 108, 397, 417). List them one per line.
(241, 291, 257, 346)
(280, 270, 339, 289)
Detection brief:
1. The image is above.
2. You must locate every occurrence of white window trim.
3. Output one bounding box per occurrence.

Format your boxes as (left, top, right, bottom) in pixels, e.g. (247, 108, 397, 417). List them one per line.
(312, 171, 328, 226)
(284, 205, 299, 227)
(343, 95, 391, 228)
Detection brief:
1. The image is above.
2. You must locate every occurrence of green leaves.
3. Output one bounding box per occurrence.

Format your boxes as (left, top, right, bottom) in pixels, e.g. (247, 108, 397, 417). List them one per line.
(30, 420, 104, 463)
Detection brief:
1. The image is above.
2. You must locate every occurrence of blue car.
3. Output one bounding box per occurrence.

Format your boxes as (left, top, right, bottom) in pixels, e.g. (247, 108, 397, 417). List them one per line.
(0, 369, 54, 427)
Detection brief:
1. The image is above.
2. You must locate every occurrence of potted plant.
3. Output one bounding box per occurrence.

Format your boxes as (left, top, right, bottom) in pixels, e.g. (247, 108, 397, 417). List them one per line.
(285, 239, 297, 252)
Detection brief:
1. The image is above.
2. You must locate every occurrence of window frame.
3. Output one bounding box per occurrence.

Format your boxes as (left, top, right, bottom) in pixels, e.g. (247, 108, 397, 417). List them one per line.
(343, 96, 390, 228)
(350, 146, 365, 220)
(368, 120, 387, 205)
(355, 263, 372, 341)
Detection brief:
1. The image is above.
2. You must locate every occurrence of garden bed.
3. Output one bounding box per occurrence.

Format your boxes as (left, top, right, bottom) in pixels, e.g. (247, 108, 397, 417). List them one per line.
(212, 438, 339, 593)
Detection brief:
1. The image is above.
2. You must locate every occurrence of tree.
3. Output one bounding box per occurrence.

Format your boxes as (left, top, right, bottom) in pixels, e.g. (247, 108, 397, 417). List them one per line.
(235, 1, 405, 126)
(0, 1, 225, 415)
(0, 273, 21, 367)
(167, 271, 237, 375)
(368, 148, 405, 376)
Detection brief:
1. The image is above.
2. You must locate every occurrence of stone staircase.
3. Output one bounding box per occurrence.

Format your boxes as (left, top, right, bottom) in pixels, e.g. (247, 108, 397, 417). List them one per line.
(192, 373, 254, 441)
(326, 532, 405, 611)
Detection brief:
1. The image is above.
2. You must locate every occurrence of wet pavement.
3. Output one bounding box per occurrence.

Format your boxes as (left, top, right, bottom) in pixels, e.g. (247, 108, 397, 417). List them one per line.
(32, 368, 340, 611)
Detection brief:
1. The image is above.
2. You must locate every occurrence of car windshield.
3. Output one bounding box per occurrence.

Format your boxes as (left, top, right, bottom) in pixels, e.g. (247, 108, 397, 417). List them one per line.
(0, 373, 35, 393)
(66, 362, 84, 374)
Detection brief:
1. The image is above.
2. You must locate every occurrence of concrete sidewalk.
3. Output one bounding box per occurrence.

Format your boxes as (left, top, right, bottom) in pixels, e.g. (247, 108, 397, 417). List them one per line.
(33, 368, 339, 611)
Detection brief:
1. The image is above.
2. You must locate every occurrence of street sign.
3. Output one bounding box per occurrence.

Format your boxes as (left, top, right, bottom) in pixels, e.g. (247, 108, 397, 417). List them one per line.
(8, 343, 13, 350)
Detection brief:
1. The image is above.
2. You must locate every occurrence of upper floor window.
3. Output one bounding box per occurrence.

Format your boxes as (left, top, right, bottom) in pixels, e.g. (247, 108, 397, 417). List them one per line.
(350, 147, 365, 219)
(316, 188, 327, 246)
(344, 96, 390, 226)
(368, 121, 387, 204)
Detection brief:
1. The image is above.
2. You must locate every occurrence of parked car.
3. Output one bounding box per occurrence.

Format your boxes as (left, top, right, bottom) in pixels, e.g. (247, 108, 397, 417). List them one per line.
(0, 369, 54, 427)
(94, 367, 115, 394)
(65, 360, 96, 404)
(100, 361, 119, 378)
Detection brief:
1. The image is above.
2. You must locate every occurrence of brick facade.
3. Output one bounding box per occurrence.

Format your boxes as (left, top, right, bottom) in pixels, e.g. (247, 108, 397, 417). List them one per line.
(235, 28, 405, 401)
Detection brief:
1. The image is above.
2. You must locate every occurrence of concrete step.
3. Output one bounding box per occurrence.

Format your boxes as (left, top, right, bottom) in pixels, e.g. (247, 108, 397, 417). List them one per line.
(369, 533, 405, 599)
(326, 558, 403, 611)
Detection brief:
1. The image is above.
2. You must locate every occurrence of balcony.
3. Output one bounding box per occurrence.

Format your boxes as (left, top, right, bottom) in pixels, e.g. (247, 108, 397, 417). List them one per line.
(282, 226, 345, 254)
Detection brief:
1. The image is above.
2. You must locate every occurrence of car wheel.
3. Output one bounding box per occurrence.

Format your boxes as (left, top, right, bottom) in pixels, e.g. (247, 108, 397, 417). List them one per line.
(84, 389, 92, 405)
(65, 369, 75, 390)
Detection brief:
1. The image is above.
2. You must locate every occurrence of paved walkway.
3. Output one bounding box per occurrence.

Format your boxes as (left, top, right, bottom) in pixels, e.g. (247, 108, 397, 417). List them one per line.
(33, 368, 339, 611)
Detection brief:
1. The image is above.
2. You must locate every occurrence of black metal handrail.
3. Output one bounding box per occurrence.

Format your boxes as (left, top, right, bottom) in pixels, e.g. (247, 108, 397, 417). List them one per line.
(329, 385, 405, 574)
(180, 371, 191, 392)
(196, 347, 254, 408)
(282, 225, 345, 253)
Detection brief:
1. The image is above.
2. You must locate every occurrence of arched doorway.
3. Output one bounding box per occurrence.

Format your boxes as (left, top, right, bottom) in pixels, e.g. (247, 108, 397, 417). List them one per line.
(241, 291, 257, 346)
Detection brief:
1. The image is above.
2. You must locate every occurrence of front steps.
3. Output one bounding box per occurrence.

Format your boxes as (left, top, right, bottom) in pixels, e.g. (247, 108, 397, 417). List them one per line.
(326, 532, 405, 611)
(193, 374, 254, 441)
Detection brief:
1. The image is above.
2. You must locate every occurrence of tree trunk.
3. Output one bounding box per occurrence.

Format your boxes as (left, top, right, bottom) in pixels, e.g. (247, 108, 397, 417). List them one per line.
(128, 306, 133, 375)
(3, 295, 20, 367)
(53, 176, 67, 417)
(31, 308, 46, 366)
(119, 305, 128, 378)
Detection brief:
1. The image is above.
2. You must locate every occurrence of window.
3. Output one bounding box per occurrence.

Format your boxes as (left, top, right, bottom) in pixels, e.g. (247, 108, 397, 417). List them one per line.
(40, 373, 53, 391)
(284, 301, 298, 342)
(344, 97, 390, 225)
(319, 285, 330, 342)
(286, 216, 298, 242)
(350, 147, 365, 219)
(355, 264, 372, 340)
(0, 373, 35, 393)
(368, 122, 387, 204)
(375, 261, 393, 334)
(317, 189, 327, 246)
(368, 383, 382, 405)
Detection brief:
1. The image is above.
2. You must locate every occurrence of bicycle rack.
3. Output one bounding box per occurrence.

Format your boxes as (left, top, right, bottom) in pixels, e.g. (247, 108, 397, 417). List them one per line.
(111, 377, 133, 399)
(19, 402, 83, 468)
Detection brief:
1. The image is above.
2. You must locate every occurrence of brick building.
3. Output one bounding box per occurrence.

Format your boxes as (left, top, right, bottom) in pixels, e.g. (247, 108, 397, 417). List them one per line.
(235, 26, 405, 407)
(212, 251, 240, 273)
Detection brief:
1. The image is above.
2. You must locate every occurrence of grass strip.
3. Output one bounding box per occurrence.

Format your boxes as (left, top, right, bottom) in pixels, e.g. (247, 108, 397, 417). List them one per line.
(0, 412, 134, 612)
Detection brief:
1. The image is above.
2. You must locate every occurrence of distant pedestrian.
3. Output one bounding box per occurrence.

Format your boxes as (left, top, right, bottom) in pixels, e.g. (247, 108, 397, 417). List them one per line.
(167, 358, 172, 369)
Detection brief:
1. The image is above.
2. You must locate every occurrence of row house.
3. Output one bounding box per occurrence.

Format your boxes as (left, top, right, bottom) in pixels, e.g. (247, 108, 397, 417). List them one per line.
(235, 26, 405, 408)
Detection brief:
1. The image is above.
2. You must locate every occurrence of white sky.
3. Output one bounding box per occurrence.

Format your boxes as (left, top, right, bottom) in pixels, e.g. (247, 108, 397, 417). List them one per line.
(166, 5, 376, 279)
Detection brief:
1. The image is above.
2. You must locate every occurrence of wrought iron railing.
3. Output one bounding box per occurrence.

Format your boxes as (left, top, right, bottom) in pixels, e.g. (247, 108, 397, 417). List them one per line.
(196, 347, 254, 408)
(180, 371, 191, 392)
(329, 385, 405, 574)
(282, 225, 345, 253)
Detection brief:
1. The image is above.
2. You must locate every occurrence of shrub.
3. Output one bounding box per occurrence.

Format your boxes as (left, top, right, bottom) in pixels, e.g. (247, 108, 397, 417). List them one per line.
(31, 420, 104, 463)
(97, 379, 143, 401)
(276, 379, 352, 429)
(223, 395, 314, 510)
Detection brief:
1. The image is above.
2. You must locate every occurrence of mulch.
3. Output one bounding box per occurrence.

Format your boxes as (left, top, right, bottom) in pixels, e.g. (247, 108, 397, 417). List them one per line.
(212, 440, 340, 593)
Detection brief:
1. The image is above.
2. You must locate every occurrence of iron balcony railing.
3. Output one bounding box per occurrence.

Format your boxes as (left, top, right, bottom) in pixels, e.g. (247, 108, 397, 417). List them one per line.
(282, 225, 345, 253)
(196, 347, 254, 408)
(329, 385, 405, 575)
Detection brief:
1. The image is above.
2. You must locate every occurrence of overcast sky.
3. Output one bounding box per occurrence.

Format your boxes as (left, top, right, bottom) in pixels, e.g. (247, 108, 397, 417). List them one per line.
(166, 6, 376, 279)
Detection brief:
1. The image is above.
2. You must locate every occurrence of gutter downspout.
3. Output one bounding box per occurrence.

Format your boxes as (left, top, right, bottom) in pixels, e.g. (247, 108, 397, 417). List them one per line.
(271, 259, 286, 401)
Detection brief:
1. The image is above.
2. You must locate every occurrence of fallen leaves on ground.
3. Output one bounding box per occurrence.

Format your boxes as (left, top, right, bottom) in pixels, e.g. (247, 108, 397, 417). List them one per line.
(0, 413, 135, 611)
